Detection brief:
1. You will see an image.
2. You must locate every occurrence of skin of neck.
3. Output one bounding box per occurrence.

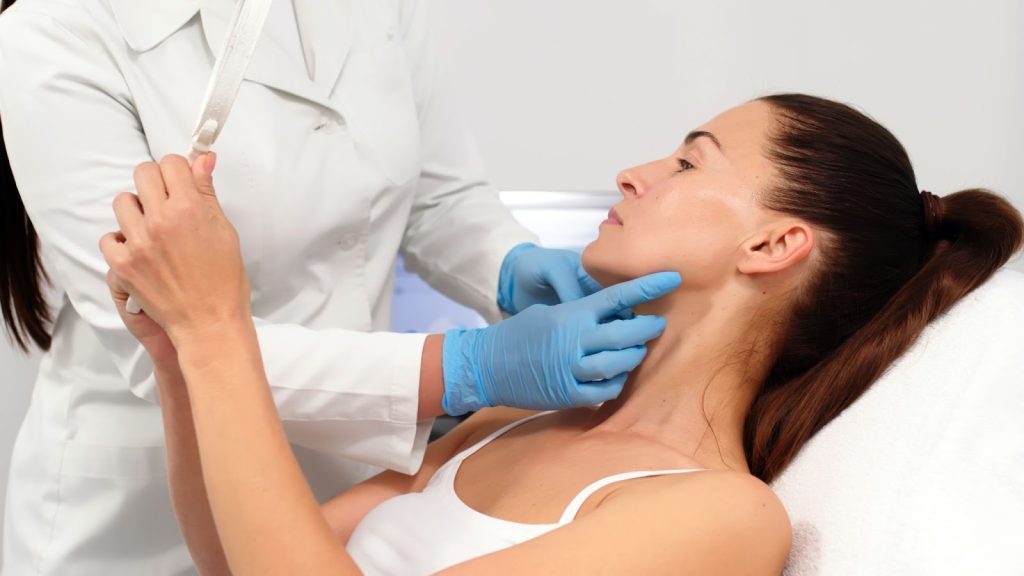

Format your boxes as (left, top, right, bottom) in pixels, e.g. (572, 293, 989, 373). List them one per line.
(588, 272, 787, 473)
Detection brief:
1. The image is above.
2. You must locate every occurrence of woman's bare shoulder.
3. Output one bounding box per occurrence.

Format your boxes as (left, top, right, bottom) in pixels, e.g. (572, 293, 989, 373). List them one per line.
(605, 469, 792, 571)
(621, 469, 790, 534)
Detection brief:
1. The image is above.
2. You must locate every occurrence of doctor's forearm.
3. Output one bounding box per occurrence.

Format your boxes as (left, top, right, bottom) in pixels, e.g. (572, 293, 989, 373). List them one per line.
(418, 334, 445, 419)
(153, 361, 232, 576)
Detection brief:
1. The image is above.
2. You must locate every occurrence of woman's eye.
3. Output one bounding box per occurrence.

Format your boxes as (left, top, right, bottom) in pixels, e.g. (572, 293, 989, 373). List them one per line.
(676, 158, 695, 172)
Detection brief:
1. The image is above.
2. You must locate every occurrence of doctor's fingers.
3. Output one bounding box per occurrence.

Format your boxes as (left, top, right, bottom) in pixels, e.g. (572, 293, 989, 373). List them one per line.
(99, 230, 154, 296)
(575, 271, 634, 319)
(545, 264, 588, 303)
(577, 269, 605, 298)
(190, 153, 218, 199)
(580, 271, 682, 320)
(572, 346, 648, 383)
(104, 268, 131, 305)
(112, 192, 147, 242)
(572, 373, 628, 406)
(157, 154, 201, 203)
(160, 153, 226, 219)
(580, 315, 666, 355)
(133, 161, 170, 212)
(99, 231, 134, 281)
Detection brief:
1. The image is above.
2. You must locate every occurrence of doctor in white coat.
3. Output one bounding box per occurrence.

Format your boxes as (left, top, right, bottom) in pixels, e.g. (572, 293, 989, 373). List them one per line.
(0, 0, 679, 574)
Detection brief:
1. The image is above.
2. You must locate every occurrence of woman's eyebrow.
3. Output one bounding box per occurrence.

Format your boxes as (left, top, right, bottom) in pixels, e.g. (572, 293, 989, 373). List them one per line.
(683, 130, 723, 151)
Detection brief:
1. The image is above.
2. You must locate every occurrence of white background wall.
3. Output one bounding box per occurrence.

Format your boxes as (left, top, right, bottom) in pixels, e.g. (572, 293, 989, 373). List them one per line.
(426, 0, 1024, 220)
(1, 0, 1021, 562)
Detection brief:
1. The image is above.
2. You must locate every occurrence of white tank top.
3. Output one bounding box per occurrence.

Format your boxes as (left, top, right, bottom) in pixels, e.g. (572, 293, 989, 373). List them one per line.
(346, 412, 702, 575)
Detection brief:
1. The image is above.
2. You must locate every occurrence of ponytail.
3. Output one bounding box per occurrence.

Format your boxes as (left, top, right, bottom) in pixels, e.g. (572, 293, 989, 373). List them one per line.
(743, 94, 1024, 483)
(1, 0, 53, 352)
(747, 191, 1023, 482)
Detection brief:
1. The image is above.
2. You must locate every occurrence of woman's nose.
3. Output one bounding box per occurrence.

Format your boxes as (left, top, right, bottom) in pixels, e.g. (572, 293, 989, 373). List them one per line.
(617, 160, 666, 198)
(616, 169, 640, 198)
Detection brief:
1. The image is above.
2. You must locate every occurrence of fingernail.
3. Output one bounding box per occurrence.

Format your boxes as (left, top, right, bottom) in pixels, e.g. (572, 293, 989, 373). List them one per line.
(206, 152, 217, 173)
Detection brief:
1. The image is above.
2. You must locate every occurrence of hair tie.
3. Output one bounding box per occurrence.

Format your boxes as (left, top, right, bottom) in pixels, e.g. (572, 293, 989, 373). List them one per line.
(920, 190, 943, 235)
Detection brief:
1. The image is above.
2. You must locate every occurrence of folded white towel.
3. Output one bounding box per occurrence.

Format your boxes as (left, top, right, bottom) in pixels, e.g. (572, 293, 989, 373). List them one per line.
(772, 268, 1024, 576)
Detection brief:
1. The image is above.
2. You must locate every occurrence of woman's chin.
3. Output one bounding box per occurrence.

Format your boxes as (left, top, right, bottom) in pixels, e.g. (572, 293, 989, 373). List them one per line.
(581, 245, 630, 288)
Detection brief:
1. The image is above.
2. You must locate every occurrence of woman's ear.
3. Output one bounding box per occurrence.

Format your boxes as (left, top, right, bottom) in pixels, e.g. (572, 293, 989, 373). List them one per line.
(736, 220, 814, 276)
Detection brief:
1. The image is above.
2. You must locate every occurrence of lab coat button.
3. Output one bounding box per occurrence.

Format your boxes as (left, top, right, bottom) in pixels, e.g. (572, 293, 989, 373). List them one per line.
(314, 115, 339, 133)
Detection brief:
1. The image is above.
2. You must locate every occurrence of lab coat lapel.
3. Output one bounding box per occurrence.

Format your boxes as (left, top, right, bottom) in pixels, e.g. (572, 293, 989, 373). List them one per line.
(198, 0, 351, 112)
(293, 0, 353, 97)
(108, 0, 201, 52)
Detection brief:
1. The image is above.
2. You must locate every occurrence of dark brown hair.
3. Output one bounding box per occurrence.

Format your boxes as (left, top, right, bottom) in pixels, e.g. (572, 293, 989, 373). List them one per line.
(0, 0, 53, 352)
(745, 94, 1023, 482)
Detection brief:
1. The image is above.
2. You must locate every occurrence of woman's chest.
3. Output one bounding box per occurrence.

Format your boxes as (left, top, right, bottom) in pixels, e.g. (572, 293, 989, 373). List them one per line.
(453, 430, 698, 525)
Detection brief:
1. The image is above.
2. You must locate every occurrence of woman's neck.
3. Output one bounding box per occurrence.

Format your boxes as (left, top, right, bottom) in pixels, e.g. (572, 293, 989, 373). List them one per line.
(587, 280, 777, 473)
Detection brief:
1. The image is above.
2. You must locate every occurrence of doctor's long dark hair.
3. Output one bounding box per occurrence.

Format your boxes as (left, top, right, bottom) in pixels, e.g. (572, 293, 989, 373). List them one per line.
(0, 0, 53, 352)
(744, 94, 1022, 482)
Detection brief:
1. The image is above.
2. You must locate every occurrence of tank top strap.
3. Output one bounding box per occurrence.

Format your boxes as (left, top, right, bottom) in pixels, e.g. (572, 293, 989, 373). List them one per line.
(557, 468, 704, 525)
(450, 411, 555, 465)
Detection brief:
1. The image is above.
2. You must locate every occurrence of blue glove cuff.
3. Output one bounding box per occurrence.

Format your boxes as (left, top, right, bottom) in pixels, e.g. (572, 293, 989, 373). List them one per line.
(441, 328, 492, 416)
(496, 242, 538, 315)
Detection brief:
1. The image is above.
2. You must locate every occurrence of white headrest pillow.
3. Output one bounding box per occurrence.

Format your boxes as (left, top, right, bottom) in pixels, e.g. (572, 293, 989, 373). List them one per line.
(773, 268, 1024, 576)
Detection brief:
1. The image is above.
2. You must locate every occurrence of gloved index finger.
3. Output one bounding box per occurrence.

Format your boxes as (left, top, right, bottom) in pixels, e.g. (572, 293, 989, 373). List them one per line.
(577, 269, 605, 297)
(585, 271, 681, 319)
(578, 270, 633, 318)
(546, 265, 587, 304)
(580, 315, 666, 355)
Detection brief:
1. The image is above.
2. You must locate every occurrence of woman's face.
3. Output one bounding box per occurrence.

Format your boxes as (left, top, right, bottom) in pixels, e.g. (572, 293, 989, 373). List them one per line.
(582, 101, 778, 290)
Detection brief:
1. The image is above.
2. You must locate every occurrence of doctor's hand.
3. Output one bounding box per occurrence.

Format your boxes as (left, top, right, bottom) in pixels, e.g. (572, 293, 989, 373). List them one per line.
(100, 153, 251, 346)
(107, 270, 177, 366)
(497, 244, 604, 314)
(442, 271, 681, 415)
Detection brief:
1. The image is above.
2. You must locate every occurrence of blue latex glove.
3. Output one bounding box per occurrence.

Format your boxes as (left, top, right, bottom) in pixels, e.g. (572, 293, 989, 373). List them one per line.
(442, 271, 682, 415)
(497, 243, 604, 315)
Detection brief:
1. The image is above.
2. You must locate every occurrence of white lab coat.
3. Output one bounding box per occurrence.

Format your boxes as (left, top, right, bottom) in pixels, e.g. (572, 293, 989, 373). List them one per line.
(0, 0, 537, 573)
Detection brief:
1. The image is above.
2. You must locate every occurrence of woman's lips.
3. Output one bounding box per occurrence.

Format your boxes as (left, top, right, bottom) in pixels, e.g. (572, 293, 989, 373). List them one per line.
(601, 208, 623, 226)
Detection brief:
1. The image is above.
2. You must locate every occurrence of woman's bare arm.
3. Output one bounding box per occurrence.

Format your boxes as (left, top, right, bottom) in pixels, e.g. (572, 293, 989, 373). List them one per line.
(155, 331, 524, 571)
(173, 320, 360, 575)
(153, 360, 233, 575)
(169, 313, 536, 575)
